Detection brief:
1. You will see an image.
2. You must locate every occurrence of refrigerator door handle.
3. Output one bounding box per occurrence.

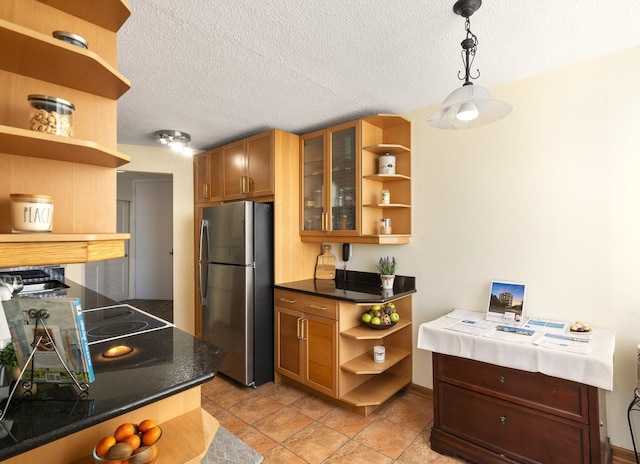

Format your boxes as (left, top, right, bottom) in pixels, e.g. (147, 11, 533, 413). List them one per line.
(199, 220, 209, 304)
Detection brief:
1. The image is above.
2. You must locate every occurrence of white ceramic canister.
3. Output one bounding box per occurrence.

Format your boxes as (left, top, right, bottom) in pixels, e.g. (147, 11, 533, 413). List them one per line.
(10, 194, 54, 232)
(378, 153, 396, 175)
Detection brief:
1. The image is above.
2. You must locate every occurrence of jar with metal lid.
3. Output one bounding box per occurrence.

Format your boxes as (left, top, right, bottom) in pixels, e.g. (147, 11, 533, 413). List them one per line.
(378, 153, 396, 175)
(52, 30, 89, 49)
(28, 95, 74, 137)
(10, 194, 54, 232)
(380, 189, 390, 204)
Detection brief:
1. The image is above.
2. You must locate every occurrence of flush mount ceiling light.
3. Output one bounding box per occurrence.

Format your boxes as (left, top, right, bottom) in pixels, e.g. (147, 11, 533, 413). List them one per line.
(428, 0, 512, 130)
(154, 129, 193, 156)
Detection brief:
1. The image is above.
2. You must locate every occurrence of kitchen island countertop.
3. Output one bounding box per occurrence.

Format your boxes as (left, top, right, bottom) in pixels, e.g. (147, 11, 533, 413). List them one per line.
(0, 280, 224, 461)
(275, 270, 416, 303)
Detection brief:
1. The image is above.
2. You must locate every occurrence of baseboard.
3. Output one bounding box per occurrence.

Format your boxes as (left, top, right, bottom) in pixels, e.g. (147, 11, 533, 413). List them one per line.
(612, 443, 638, 464)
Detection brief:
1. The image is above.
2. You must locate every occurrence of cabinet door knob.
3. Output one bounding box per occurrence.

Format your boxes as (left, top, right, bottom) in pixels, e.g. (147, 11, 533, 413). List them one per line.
(498, 376, 506, 383)
(499, 416, 507, 425)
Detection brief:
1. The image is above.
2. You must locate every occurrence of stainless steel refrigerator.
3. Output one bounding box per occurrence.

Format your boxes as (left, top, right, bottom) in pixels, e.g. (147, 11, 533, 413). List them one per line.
(198, 201, 274, 387)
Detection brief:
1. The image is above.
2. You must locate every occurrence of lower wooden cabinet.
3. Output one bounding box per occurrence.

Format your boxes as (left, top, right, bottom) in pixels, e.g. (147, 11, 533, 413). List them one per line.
(274, 288, 413, 416)
(275, 290, 338, 398)
(431, 353, 608, 464)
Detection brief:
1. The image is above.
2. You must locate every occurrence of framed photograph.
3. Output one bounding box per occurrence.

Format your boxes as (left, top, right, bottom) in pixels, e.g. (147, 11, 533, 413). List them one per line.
(486, 281, 527, 324)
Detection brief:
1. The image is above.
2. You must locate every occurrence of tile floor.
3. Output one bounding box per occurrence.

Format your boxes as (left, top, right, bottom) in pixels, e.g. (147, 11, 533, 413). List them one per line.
(200, 374, 466, 464)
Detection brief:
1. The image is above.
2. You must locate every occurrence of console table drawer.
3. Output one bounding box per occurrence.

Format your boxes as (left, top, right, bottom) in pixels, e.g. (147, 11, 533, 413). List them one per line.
(438, 383, 590, 464)
(436, 354, 588, 420)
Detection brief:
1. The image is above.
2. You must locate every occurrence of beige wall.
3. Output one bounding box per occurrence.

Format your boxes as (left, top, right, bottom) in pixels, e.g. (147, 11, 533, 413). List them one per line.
(114, 144, 195, 333)
(95, 44, 640, 449)
(340, 44, 640, 450)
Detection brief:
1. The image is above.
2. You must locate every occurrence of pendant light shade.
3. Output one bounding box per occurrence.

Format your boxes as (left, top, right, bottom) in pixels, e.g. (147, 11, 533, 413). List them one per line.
(427, 83, 512, 129)
(428, 0, 512, 130)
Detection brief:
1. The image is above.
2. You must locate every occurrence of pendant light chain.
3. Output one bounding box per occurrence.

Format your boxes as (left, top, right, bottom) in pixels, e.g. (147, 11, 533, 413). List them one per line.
(458, 17, 480, 85)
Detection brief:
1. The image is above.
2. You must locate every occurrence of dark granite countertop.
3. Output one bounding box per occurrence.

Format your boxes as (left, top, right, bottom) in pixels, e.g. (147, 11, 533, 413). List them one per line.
(0, 279, 224, 461)
(275, 270, 416, 303)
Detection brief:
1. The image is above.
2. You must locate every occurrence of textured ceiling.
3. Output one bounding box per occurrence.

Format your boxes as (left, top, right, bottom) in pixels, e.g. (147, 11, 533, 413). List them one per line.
(116, 0, 640, 151)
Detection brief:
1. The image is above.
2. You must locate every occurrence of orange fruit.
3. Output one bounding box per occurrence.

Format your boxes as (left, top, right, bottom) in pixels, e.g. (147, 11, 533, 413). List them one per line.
(114, 422, 137, 442)
(123, 433, 141, 451)
(137, 419, 156, 433)
(95, 435, 116, 458)
(141, 426, 161, 446)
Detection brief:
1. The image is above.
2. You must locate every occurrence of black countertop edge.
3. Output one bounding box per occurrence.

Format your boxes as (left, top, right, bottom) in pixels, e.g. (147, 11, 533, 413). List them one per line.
(0, 278, 225, 461)
(275, 270, 416, 303)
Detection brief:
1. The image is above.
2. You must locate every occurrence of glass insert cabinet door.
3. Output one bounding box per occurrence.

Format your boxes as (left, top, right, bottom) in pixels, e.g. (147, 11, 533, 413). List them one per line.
(302, 132, 325, 232)
(301, 123, 358, 235)
(330, 125, 357, 233)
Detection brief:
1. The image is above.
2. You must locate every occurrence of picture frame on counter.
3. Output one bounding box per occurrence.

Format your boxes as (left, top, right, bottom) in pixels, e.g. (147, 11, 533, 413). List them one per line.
(486, 281, 527, 324)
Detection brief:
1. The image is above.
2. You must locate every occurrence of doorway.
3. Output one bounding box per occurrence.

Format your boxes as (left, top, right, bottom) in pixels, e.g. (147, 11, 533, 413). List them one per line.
(132, 178, 173, 299)
(85, 172, 173, 310)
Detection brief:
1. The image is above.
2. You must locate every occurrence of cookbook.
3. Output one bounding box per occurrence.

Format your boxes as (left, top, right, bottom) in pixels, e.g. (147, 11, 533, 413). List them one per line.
(2, 297, 94, 384)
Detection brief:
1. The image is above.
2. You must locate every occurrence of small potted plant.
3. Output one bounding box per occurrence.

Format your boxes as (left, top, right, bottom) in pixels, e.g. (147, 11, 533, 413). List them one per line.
(0, 342, 20, 380)
(376, 256, 397, 289)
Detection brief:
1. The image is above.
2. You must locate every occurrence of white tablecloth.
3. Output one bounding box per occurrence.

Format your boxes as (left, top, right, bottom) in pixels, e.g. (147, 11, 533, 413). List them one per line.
(417, 312, 616, 391)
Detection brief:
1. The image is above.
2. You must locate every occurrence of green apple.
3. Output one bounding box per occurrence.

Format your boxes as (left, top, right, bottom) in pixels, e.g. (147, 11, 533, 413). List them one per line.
(371, 304, 382, 312)
(390, 312, 400, 323)
(361, 312, 373, 323)
(386, 302, 396, 311)
(370, 316, 381, 325)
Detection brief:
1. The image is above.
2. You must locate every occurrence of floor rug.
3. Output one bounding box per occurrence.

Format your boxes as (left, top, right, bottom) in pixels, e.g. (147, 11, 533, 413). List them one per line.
(202, 425, 264, 464)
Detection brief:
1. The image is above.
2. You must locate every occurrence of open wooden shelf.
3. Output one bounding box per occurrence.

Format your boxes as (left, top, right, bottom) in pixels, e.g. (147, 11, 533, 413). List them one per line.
(363, 203, 411, 208)
(36, 0, 131, 32)
(362, 173, 411, 182)
(0, 19, 130, 99)
(340, 371, 410, 408)
(0, 234, 129, 267)
(341, 320, 412, 340)
(0, 125, 130, 167)
(362, 114, 411, 129)
(341, 346, 411, 374)
(362, 144, 411, 155)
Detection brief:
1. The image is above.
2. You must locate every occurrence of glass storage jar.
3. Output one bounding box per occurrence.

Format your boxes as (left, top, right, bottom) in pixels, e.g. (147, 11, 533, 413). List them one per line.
(28, 94, 74, 137)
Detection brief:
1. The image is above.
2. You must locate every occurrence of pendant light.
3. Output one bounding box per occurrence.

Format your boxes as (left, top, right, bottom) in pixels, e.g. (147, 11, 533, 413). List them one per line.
(428, 0, 512, 130)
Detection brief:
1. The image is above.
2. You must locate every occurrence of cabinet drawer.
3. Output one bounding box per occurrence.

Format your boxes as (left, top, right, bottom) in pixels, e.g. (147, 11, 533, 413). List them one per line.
(302, 295, 337, 319)
(436, 354, 588, 420)
(439, 383, 589, 464)
(275, 290, 303, 310)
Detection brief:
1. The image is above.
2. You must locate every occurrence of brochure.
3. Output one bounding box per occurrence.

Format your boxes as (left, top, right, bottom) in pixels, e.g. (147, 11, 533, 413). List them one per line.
(2, 297, 94, 384)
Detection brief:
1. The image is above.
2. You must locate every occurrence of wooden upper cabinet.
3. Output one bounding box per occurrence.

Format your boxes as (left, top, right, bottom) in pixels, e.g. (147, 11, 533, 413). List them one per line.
(222, 130, 274, 201)
(300, 114, 411, 245)
(194, 149, 221, 204)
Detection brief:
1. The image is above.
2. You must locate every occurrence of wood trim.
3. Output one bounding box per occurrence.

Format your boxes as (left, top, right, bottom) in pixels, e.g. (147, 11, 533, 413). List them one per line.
(0, 236, 127, 267)
(35, 0, 131, 32)
(0, 19, 130, 99)
(0, 125, 130, 167)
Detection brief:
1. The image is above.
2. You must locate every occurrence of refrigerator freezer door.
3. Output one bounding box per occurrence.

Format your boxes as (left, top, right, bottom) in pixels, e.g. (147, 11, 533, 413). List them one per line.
(201, 201, 253, 265)
(202, 262, 254, 385)
(198, 219, 209, 304)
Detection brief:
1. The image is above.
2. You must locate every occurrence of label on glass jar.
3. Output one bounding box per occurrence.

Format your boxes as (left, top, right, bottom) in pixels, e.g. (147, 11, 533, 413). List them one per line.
(381, 190, 390, 204)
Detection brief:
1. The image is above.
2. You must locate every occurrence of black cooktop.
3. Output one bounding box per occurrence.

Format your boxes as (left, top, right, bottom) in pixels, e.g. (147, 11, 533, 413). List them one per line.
(82, 304, 174, 345)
